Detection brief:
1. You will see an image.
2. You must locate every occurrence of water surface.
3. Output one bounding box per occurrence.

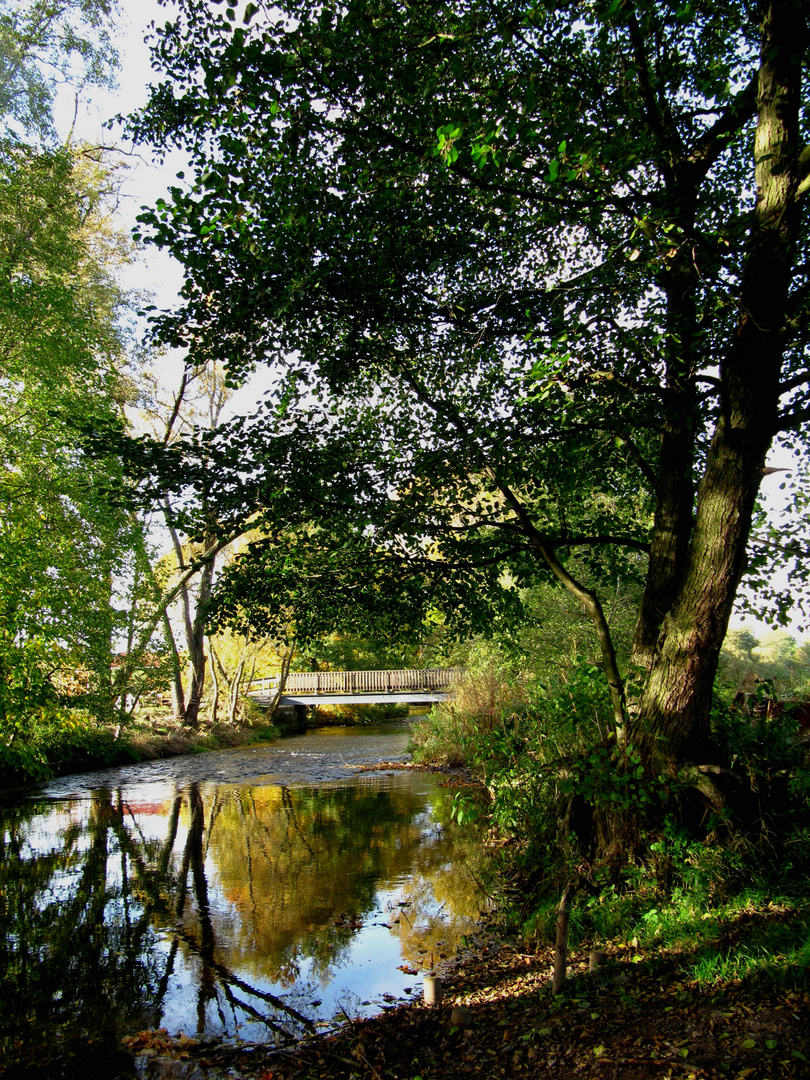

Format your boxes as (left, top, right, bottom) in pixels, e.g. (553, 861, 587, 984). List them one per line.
(0, 724, 487, 1054)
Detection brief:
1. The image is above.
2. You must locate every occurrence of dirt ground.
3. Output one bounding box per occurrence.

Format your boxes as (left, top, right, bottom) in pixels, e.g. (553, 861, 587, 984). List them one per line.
(120, 915, 810, 1080)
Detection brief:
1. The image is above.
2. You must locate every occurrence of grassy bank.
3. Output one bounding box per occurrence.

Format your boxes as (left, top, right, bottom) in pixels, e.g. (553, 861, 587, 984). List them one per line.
(0, 700, 412, 790)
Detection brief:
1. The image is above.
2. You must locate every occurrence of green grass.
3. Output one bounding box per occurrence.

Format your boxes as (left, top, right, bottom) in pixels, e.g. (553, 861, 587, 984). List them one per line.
(688, 903, 810, 989)
(522, 886, 810, 991)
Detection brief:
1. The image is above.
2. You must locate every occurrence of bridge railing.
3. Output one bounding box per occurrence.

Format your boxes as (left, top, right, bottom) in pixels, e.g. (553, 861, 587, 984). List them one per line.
(247, 667, 461, 697)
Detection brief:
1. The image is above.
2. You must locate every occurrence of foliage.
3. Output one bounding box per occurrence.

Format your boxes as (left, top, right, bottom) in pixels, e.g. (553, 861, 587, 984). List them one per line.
(0, 0, 179, 763)
(413, 623, 810, 916)
(311, 702, 408, 726)
(0, 0, 118, 141)
(0, 633, 65, 777)
(411, 576, 638, 767)
(126, 0, 810, 786)
(411, 640, 544, 767)
(0, 139, 154, 723)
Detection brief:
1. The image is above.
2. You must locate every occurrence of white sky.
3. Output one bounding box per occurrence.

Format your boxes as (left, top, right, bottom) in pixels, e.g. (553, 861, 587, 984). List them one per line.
(54, 0, 185, 305)
(53, 0, 272, 416)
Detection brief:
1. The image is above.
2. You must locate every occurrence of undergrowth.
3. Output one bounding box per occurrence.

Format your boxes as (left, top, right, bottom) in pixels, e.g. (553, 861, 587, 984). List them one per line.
(310, 701, 409, 725)
(412, 649, 810, 983)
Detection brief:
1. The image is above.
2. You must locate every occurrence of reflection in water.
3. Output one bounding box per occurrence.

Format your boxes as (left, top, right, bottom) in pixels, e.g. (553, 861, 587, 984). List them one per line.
(0, 739, 488, 1059)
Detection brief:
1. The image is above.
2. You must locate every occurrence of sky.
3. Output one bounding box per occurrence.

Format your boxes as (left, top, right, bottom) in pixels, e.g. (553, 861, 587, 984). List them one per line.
(54, 0, 185, 304)
(52, 0, 272, 418)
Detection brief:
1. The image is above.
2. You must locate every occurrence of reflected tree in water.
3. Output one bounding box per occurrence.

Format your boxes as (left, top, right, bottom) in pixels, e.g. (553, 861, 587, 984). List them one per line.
(0, 775, 486, 1059)
(0, 792, 171, 1056)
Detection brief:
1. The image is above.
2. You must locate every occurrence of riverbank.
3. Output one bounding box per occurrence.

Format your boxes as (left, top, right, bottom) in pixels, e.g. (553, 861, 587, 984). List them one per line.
(118, 900, 810, 1080)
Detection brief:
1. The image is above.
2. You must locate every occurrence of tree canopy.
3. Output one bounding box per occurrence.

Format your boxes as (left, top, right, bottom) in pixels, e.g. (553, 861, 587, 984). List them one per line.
(128, 0, 810, 780)
(0, 0, 169, 762)
(0, 0, 119, 142)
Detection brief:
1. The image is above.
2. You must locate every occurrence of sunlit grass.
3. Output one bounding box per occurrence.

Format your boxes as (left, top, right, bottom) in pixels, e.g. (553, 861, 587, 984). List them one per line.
(688, 906, 810, 989)
(523, 886, 810, 991)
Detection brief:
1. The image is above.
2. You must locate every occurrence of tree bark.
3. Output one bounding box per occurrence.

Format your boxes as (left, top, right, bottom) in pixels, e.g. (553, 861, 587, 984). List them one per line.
(162, 609, 186, 719)
(552, 882, 577, 996)
(267, 640, 296, 721)
(227, 655, 246, 723)
(207, 637, 219, 723)
(635, 0, 806, 770)
(183, 541, 216, 727)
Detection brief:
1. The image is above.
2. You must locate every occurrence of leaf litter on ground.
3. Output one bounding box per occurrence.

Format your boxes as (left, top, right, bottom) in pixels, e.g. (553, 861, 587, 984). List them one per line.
(117, 904, 810, 1080)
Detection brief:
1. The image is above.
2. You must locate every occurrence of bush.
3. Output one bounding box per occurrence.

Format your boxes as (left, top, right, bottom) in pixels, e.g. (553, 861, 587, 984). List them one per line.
(0, 634, 67, 779)
(415, 646, 810, 941)
(410, 640, 544, 766)
(310, 701, 409, 726)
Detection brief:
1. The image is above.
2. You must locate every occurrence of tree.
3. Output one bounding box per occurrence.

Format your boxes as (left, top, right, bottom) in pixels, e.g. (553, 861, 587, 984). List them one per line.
(0, 0, 118, 142)
(133, 360, 236, 725)
(0, 0, 166, 737)
(0, 139, 155, 720)
(128, 1, 810, 794)
(717, 627, 760, 693)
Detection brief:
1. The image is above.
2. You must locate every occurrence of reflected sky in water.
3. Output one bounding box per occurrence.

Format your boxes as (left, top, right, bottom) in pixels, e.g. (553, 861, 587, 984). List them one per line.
(0, 726, 488, 1054)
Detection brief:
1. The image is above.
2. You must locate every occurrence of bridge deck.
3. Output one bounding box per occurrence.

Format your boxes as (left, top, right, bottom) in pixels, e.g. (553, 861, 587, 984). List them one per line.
(247, 668, 459, 707)
(250, 691, 448, 707)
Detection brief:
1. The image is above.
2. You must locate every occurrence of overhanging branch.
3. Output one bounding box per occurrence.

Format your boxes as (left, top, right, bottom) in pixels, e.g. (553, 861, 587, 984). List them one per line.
(775, 404, 810, 432)
(684, 75, 758, 180)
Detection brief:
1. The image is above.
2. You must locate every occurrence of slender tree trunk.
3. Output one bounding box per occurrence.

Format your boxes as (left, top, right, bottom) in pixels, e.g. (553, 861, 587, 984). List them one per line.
(268, 640, 296, 721)
(128, 521, 187, 718)
(552, 882, 577, 996)
(183, 546, 216, 727)
(228, 656, 246, 723)
(207, 637, 219, 723)
(161, 610, 186, 719)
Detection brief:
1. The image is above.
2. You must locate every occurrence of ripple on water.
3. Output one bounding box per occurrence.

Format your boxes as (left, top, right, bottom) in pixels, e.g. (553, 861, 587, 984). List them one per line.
(34, 722, 413, 800)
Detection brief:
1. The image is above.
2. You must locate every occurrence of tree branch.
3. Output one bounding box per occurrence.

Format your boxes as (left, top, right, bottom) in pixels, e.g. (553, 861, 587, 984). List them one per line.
(778, 369, 810, 394)
(112, 531, 239, 695)
(553, 534, 650, 554)
(626, 13, 682, 182)
(775, 404, 810, 432)
(797, 145, 810, 200)
(684, 75, 758, 180)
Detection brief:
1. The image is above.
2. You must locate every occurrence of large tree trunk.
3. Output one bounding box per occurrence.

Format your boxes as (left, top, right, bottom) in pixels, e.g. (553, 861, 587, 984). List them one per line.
(634, 0, 805, 772)
(630, 250, 699, 674)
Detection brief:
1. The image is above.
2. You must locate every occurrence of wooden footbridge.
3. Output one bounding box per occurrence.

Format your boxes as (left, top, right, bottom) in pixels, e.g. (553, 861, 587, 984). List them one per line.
(247, 668, 460, 707)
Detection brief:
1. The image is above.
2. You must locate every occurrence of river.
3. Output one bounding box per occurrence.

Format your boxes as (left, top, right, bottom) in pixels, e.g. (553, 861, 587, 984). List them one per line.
(0, 723, 488, 1064)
